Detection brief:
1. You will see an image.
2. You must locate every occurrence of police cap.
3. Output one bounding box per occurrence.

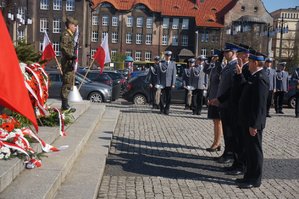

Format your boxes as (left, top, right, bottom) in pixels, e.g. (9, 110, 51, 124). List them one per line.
(223, 43, 239, 52)
(196, 55, 207, 60)
(265, 58, 273, 63)
(154, 56, 160, 61)
(164, 51, 172, 56)
(188, 58, 196, 63)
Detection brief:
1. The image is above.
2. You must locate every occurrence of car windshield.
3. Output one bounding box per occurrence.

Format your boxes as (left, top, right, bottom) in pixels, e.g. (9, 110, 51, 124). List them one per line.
(76, 72, 92, 84)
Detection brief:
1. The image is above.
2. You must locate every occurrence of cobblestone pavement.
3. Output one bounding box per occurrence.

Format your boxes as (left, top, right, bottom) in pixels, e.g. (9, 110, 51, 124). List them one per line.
(98, 101, 299, 199)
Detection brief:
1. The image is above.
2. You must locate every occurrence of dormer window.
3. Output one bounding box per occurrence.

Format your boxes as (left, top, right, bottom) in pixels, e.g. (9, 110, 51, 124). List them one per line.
(254, 6, 258, 12)
(241, 6, 245, 11)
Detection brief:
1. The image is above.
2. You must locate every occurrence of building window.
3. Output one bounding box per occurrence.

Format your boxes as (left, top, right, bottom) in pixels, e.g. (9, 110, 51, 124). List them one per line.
(92, 16, 99, 25)
(135, 51, 141, 61)
(127, 16, 133, 27)
(136, 17, 143, 28)
(91, 31, 99, 42)
(91, 49, 97, 57)
(40, 0, 49, 10)
(53, 42, 61, 56)
(39, 42, 43, 51)
(112, 32, 118, 43)
(162, 35, 168, 45)
(201, 48, 207, 56)
(102, 16, 109, 26)
(40, 18, 48, 32)
(136, 34, 142, 44)
(146, 17, 153, 29)
(17, 30, 25, 40)
(101, 32, 108, 42)
(126, 33, 132, 44)
(172, 35, 178, 46)
(125, 50, 132, 57)
(182, 19, 189, 29)
(53, 19, 61, 33)
(145, 51, 151, 61)
(163, 18, 169, 29)
(145, 34, 152, 45)
(111, 50, 117, 58)
(53, 0, 62, 10)
(66, 0, 75, 11)
(112, 16, 118, 26)
(172, 18, 179, 29)
(182, 35, 188, 46)
(201, 31, 209, 42)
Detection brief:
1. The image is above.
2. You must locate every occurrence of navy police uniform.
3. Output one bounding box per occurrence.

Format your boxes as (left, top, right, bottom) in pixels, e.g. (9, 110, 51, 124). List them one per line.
(274, 63, 289, 114)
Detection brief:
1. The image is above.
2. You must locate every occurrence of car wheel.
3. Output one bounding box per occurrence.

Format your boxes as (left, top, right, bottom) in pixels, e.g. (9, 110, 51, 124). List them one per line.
(133, 94, 146, 105)
(88, 92, 103, 103)
(288, 96, 296, 109)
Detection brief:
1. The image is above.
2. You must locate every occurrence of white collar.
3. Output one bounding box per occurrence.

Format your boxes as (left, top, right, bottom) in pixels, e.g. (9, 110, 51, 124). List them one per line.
(228, 58, 238, 64)
(251, 68, 263, 75)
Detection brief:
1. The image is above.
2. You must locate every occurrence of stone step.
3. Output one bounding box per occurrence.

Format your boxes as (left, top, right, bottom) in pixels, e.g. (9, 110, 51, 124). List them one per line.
(0, 103, 104, 199)
(0, 100, 90, 193)
(54, 109, 120, 199)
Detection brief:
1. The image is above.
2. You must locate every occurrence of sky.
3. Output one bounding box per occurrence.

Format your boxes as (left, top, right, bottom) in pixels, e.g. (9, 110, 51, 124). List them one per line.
(262, 0, 299, 13)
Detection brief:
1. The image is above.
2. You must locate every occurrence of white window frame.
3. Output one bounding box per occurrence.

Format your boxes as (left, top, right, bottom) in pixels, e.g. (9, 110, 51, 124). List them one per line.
(111, 50, 117, 58)
(127, 16, 133, 27)
(162, 18, 169, 29)
(66, 0, 75, 11)
(172, 35, 178, 46)
(101, 32, 108, 43)
(53, 0, 62, 10)
(91, 31, 99, 42)
(145, 51, 151, 61)
(91, 49, 97, 57)
(112, 16, 118, 26)
(40, 18, 48, 33)
(53, 19, 61, 33)
(201, 48, 207, 56)
(162, 35, 168, 45)
(145, 34, 152, 45)
(39, 42, 43, 52)
(182, 19, 189, 29)
(125, 50, 132, 57)
(146, 17, 153, 29)
(92, 16, 99, 26)
(17, 30, 25, 40)
(135, 51, 142, 61)
(40, 0, 49, 10)
(102, 15, 109, 26)
(126, 33, 132, 44)
(136, 34, 142, 44)
(182, 35, 188, 46)
(136, 17, 143, 28)
(172, 18, 179, 29)
(112, 32, 118, 43)
(201, 31, 209, 42)
(53, 42, 61, 56)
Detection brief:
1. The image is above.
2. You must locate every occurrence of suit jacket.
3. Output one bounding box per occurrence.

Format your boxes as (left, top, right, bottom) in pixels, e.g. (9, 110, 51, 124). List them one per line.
(238, 69, 269, 130)
(189, 64, 208, 90)
(157, 61, 176, 87)
(182, 68, 191, 87)
(146, 64, 158, 85)
(291, 68, 299, 91)
(274, 70, 289, 92)
(263, 67, 276, 91)
(204, 61, 222, 100)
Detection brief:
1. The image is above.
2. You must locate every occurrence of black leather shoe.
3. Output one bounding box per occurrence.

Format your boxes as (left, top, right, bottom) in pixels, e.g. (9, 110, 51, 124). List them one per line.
(217, 156, 233, 164)
(226, 169, 243, 175)
(266, 114, 271, 118)
(278, 111, 284, 114)
(164, 110, 169, 115)
(235, 178, 247, 184)
(206, 146, 221, 152)
(238, 183, 261, 189)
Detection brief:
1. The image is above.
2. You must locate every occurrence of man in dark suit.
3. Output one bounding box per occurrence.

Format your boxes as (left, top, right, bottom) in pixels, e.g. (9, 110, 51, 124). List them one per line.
(182, 58, 194, 110)
(146, 56, 160, 109)
(157, 51, 176, 115)
(237, 54, 269, 189)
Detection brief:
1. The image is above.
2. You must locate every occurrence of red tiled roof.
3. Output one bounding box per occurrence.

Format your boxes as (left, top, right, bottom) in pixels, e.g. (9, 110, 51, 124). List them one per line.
(92, 0, 236, 28)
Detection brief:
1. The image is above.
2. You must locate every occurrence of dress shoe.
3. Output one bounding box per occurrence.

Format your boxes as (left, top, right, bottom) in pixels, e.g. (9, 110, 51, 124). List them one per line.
(217, 156, 233, 164)
(238, 182, 261, 189)
(266, 114, 271, 118)
(235, 178, 247, 184)
(226, 169, 243, 175)
(278, 111, 284, 114)
(206, 146, 221, 152)
(164, 110, 169, 115)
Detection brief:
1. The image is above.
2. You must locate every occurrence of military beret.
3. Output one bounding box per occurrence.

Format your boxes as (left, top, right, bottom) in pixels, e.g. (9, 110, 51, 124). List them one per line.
(188, 58, 196, 63)
(196, 55, 207, 60)
(154, 56, 160, 61)
(249, 54, 265, 61)
(164, 51, 172, 56)
(66, 16, 78, 26)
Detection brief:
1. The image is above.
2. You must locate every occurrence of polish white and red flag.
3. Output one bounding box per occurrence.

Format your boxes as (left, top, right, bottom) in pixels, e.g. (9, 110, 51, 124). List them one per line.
(73, 25, 79, 72)
(41, 31, 56, 63)
(93, 34, 111, 73)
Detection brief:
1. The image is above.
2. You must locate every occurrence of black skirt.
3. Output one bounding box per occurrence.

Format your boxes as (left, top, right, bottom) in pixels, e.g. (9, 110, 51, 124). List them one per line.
(208, 105, 220, 119)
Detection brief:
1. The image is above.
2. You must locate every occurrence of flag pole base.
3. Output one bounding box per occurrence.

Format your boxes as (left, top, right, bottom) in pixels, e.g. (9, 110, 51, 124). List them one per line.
(68, 86, 83, 102)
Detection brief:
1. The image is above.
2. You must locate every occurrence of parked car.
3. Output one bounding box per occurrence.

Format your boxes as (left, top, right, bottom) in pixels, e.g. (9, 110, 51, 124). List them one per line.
(103, 70, 127, 90)
(47, 70, 112, 103)
(283, 78, 297, 108)
(122, 73, 207, 105)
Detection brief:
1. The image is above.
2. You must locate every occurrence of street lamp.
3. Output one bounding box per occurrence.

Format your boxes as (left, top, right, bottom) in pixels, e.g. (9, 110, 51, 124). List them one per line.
(195, 30, 199, 57)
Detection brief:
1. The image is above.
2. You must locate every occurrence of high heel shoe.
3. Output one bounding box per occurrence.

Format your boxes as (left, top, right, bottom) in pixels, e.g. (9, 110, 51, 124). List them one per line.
(206, 146, 221, 152)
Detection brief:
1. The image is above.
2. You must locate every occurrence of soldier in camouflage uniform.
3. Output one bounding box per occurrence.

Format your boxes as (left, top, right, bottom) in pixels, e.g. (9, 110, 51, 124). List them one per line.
(60, 16, 78, 112)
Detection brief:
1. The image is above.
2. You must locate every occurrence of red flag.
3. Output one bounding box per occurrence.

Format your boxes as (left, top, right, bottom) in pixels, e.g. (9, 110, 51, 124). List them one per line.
(41, 31, 56, 62)
(0, 13, 38, 131)
(93, 34, 111, 73)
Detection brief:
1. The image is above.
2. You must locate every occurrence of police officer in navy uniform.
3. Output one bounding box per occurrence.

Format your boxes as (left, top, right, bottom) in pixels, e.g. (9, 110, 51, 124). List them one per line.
(190, 55, 208, 115)
(146, 56, 160, 109)
(60, 16, 78, 112)
(157, 51, 176, 115)
(264, 58, 276, 117)
(274, 62, 289, 114)
(183, 58, 194, 109)
(291, 66, 299, 118)
(237, 53, 269, 189)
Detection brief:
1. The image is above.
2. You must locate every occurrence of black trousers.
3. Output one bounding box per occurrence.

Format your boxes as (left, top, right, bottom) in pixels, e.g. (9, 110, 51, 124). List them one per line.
(231, 122, 245, 169)
(243, 128, 263, 185)
(149, 87, 157, 105)
(191, 89, 204, 114)
(295, 91, 299, 117)
(266, 90, 273, 114)
(160, 87, 172, 112)
(184, 89, 189, 108)
(274, 91, 284, 112)
(219, 108, 234, 156)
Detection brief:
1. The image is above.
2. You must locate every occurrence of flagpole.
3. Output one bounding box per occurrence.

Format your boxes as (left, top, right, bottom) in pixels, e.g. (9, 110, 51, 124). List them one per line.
(54, 56, 63, 75)
(78, 59, 95, 91)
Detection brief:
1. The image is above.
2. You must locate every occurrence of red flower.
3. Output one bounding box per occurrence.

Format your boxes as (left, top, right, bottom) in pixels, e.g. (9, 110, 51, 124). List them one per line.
(0, 114, 9, 119)
(1, 122, 15, 132)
